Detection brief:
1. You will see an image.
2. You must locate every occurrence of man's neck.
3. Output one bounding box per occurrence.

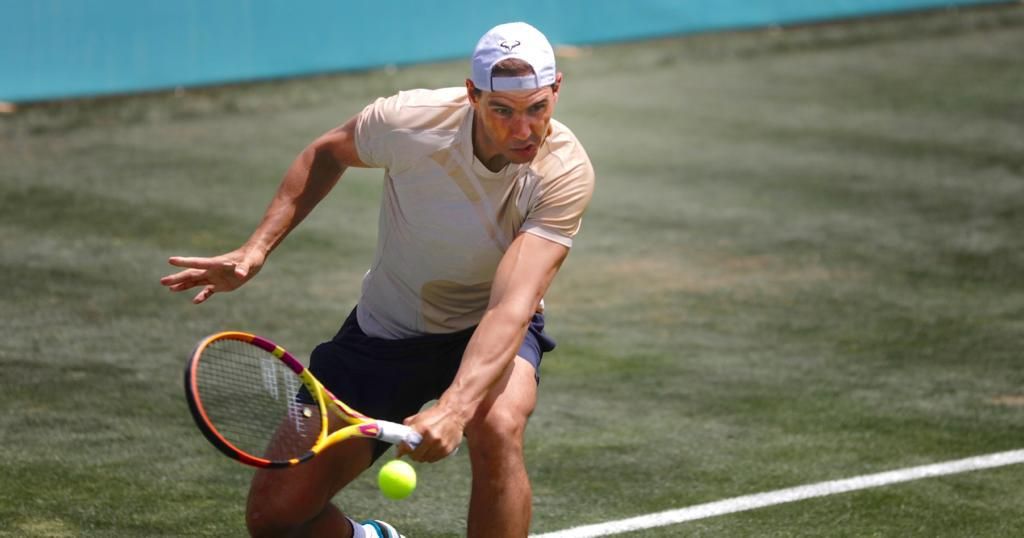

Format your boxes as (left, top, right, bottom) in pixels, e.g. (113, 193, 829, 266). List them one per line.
(471, 112, 509, 173)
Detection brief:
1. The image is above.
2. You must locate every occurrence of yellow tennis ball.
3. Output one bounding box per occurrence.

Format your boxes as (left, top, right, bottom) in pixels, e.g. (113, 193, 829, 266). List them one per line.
(378, 459, 417, 500)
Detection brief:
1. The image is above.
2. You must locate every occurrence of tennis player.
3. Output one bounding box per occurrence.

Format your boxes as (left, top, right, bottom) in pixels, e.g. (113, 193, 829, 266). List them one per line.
(161, 22, 594, 538)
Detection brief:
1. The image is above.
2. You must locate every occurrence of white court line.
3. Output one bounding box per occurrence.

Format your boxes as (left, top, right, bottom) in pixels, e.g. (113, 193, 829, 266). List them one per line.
(531, 449, 1024, 538)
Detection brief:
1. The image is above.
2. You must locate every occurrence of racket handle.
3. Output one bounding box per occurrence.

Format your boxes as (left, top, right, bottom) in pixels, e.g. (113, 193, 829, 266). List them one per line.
(377, 421, 422, 449)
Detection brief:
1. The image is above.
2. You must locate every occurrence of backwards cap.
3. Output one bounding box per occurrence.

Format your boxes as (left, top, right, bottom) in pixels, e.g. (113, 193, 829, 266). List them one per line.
(471, 22, 557, 92)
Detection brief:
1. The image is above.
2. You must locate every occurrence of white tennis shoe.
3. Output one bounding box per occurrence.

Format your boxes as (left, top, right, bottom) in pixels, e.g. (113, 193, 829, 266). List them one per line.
(361, 519, 405, 538)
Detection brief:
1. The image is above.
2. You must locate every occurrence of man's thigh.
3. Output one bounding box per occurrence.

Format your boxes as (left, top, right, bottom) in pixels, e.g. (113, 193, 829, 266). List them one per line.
(466, 356, 539, 440)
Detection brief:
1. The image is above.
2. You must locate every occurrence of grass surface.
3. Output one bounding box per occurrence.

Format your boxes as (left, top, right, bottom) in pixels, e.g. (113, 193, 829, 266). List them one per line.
(2, 5, 1023, 537)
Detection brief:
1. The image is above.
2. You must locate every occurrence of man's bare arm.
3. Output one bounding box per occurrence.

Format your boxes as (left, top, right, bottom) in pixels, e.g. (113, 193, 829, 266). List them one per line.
(242, 116, 367, 258)
(160, 116, 367, 303)
(402, 232, 569, 461)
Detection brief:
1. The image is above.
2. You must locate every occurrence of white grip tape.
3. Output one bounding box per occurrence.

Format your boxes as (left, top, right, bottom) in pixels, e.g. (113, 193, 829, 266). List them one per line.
(377, 421, 422, 449)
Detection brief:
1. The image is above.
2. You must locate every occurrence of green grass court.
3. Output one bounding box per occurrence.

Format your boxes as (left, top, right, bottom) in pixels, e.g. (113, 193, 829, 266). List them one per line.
(2, 5, 1023, 536)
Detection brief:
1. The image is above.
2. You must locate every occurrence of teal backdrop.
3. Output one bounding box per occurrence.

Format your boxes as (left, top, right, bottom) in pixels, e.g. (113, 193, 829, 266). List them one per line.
(0, 0, 1010, 102)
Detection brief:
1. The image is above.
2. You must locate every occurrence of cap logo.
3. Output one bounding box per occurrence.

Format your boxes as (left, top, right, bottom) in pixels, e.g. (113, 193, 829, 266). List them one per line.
(499, 40, 521, 53)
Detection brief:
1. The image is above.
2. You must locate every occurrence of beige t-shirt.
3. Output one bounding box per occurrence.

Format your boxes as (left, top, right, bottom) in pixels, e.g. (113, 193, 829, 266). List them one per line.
(353, 87, 594, 338)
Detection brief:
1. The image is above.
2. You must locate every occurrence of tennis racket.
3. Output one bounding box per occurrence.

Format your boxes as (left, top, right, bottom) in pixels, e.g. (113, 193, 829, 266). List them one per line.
(184, 331, 421, 468)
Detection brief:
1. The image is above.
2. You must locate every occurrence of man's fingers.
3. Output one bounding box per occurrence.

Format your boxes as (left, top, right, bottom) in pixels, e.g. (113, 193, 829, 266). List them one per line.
(407, 447, 431, 463)
(405, 437, 454, 463)
(404, 431, 433, 462)
(160, 268, 206, 287)
(400, 412, 461, 463)
(162, 254, 250, 305)
(168, 256, 236, 271)
(192, 285, 216, 304)
(168, 281, 203, 292)
(405, 436, 426, 461)
(416, 445, 451, 463)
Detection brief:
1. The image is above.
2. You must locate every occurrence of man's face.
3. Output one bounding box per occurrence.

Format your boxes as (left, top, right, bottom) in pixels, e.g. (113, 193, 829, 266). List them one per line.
(468, 75, 561, 168)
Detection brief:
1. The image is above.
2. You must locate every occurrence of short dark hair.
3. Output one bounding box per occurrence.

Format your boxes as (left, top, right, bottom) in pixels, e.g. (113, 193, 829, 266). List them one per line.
(473, 58, 552, 96)
(490, 58, 536, 78)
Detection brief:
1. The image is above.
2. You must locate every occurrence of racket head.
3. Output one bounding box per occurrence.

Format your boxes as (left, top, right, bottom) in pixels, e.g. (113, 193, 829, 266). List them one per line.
(184, 332, 326, 468)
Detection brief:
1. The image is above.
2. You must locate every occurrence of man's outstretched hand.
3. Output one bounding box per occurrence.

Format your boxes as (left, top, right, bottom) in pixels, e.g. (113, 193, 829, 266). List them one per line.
(159, 248, 265, 304)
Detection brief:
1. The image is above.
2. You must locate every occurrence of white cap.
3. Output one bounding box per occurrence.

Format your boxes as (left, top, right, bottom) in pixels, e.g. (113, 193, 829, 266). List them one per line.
(471, 22, 557, 92)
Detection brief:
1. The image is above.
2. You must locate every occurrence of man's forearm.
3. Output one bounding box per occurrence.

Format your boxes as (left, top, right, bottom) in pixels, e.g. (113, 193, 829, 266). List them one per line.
(244, 145, 345, 257)
(439, 305, 533, 423)
(439, 234, 568, 423)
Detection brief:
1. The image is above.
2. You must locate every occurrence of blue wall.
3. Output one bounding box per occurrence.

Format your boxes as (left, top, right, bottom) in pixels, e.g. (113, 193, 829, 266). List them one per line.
(0, 0, 1010, 103)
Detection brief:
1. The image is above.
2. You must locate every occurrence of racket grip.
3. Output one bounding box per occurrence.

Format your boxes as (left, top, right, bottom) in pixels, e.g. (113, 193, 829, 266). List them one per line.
(377, 421, 422, 449)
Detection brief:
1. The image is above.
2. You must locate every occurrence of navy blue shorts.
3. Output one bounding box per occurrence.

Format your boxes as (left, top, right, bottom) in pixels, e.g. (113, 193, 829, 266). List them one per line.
(304, 307, 555, 461)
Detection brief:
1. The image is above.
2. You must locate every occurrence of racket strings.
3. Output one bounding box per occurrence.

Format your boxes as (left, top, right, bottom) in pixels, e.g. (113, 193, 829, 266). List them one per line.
(195, 339, 322, 462)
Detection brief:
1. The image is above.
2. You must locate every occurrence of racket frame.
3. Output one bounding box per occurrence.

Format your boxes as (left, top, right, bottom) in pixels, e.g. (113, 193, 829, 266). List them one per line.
(185, 331, 419, 469)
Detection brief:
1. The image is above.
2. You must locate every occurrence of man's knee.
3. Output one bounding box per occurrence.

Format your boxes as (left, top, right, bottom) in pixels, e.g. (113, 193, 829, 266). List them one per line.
(466, 405, 529, 455)
(246, 506, 290, 538)
(246, 499, 295, 537)
(245, 429, 375, 535)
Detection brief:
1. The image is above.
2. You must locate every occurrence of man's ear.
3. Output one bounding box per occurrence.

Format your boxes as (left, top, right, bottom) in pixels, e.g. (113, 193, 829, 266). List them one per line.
(466, 79, 480, 105)
(551, 72, 564, 101)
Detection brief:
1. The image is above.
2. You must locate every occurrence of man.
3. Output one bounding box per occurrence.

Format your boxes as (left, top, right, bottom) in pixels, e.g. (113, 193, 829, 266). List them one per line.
(161, 22, 594, 538)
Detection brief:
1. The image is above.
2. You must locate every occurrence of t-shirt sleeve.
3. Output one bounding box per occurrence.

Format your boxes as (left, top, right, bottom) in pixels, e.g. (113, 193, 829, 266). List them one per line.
(521, 157, 595, 248)
(353, 94, 401, 169)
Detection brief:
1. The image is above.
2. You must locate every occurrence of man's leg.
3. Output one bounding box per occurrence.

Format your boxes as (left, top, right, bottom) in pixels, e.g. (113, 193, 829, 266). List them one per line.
(246, 411, 377, 538)
(464, 356, 538, 538)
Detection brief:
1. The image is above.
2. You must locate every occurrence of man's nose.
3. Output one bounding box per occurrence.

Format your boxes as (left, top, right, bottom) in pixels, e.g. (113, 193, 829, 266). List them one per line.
(511, 114, 532, 140)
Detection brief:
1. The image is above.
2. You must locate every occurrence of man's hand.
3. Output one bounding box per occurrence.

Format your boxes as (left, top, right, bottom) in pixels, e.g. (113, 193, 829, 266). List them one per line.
(159, 247, 265, 304)
(398, 402, 467, 463)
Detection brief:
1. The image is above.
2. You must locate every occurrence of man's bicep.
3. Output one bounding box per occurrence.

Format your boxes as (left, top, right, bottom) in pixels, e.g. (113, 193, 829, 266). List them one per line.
(315, 116, 371, 168)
